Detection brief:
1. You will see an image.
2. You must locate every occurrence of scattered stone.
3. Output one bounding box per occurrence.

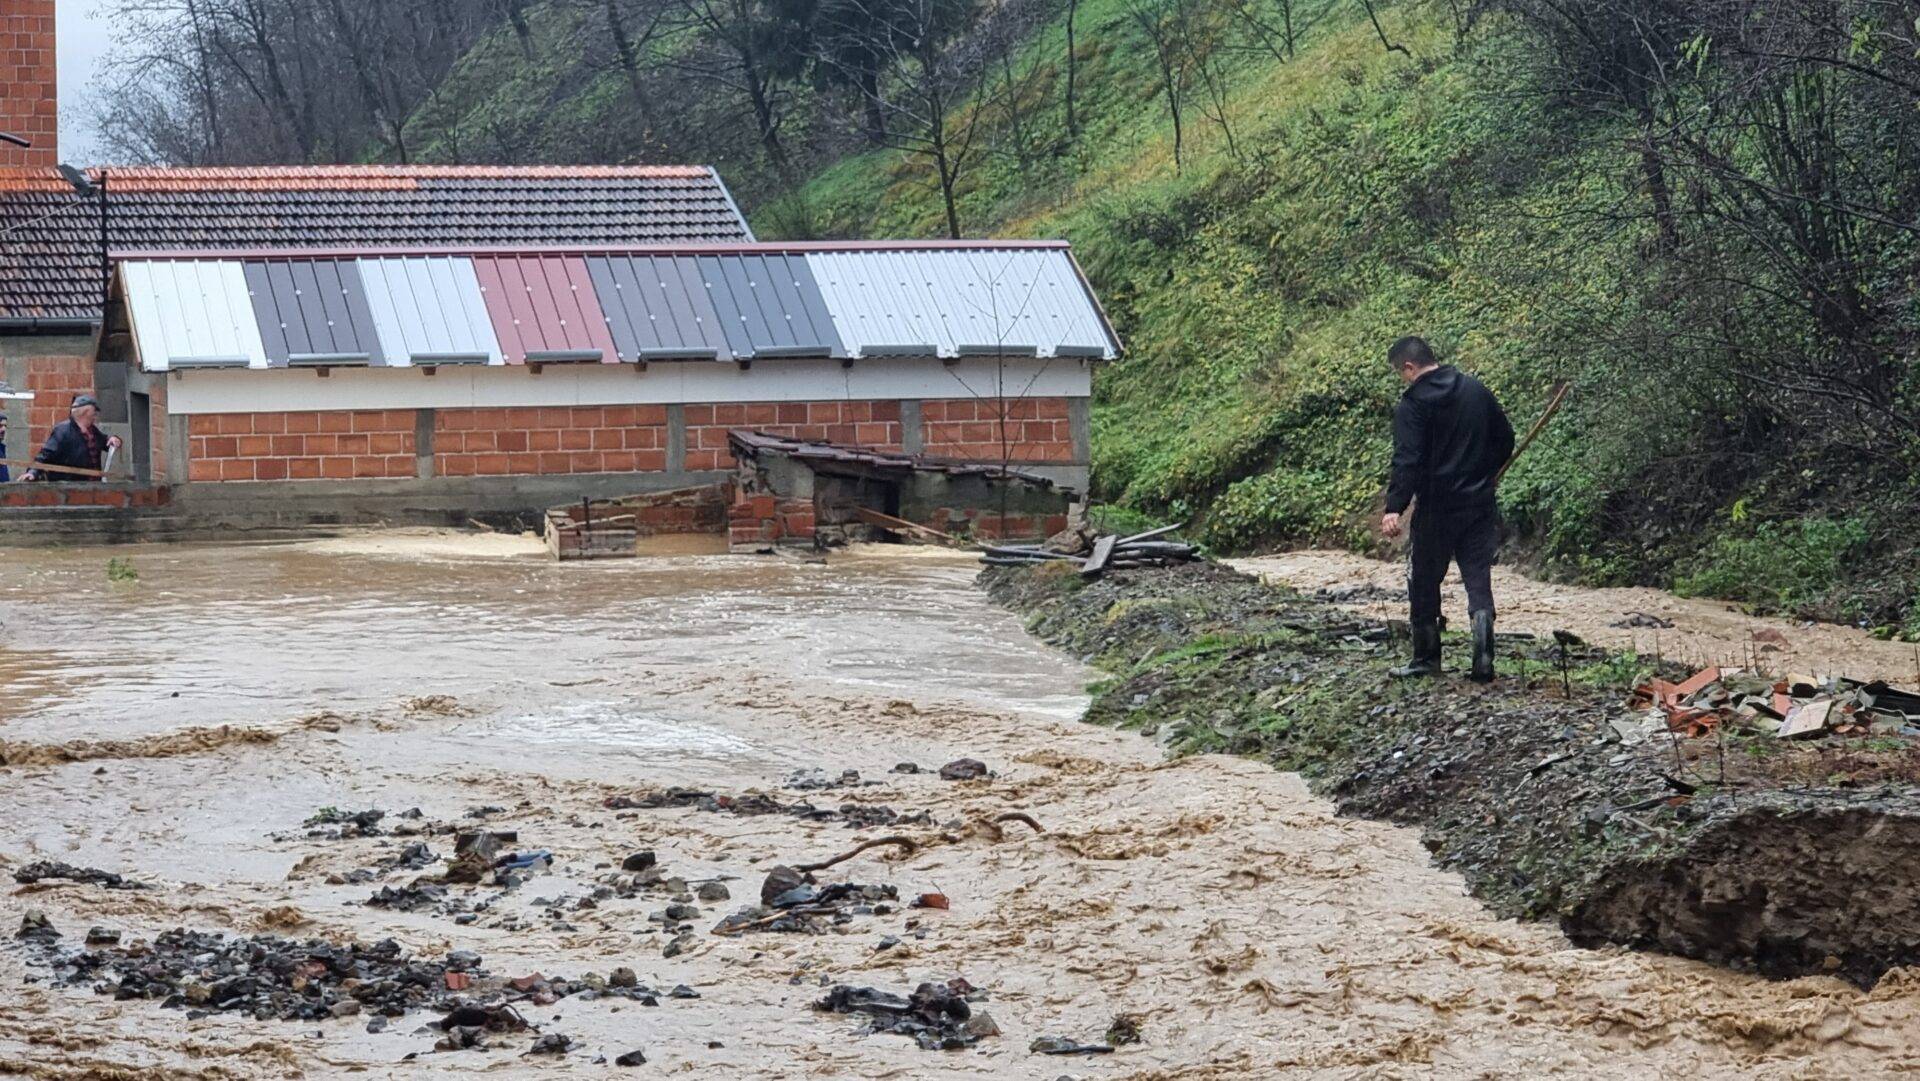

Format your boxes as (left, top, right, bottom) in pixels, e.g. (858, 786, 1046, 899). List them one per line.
(330, 999, 362, 1018)
(388, 842, 437, 871)
(12, 861, 146, 890)
(913, 893, 950, 910)
(760, 866, 806, 906)
(784, 767, 870, 791)
(696, 881, 731, 903)
(615, 1049, 648, 1066)
(366, 1016, 388, 1034)
(621, 850, 657, 872)
(610, 967, 638, 988)
(669, 984, 700, 999)
(444, 830, 515, 884)
(937, 758, 989, 781)
(84, 927, 121, 946)
(891, 762, 922, 774)
(662, 932, 697, 958)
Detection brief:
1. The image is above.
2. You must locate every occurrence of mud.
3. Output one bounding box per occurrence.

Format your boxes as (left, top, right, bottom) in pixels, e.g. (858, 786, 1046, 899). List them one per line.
(1236, 549, 1920, 683)
(985, 560, 1920, 988)
(4, 533, 1920, 1077)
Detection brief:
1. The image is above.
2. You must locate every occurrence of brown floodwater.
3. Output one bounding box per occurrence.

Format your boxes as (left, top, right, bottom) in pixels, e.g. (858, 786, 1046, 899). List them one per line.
(2, 531, 1919, 1079)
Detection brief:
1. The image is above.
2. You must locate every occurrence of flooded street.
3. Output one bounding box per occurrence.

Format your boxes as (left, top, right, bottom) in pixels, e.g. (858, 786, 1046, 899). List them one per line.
(3, 533, 1919, 1078)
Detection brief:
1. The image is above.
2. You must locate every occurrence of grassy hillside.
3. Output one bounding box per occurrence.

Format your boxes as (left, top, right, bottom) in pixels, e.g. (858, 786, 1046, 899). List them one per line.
(403, 0, 1914, 629)
(767, 6, 1637, 560)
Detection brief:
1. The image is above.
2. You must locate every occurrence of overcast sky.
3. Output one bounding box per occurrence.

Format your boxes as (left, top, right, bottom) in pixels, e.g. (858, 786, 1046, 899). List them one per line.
(56, 0, 115, 165)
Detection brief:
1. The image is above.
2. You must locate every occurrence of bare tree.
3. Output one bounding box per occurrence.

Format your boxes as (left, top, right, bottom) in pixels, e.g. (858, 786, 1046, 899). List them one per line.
(813, 0, 991, 236)
(664, 0, 799, 182)
(1129, 0, 1192, 171)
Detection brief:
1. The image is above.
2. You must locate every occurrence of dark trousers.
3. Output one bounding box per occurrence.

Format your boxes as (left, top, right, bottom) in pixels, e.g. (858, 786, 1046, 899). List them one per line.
(1407, 504, 1498, 624)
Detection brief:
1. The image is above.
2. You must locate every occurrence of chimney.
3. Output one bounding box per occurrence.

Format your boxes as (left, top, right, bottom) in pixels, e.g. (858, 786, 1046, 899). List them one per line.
(0, 0, 57, 170)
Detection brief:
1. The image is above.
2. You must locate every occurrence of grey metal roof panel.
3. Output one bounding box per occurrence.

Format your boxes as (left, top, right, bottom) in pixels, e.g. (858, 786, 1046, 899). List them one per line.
(243, 259, 385, 367)
(586, 254, 736, 361)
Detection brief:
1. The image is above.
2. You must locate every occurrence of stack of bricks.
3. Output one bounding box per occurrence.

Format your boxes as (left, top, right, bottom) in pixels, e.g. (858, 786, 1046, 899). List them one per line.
(435, 405, 667, 477)
(24, 355, 93, 445)
(0, 1, 57, 171)
(186, 410, 416, 481)
(921, 398, 1075, 462)
(728, 492, 816, 550)
(685, 401, 902, 471)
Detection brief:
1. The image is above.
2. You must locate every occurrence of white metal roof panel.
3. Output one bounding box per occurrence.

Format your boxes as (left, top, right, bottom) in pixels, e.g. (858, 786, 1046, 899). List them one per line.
(356, 256, 504, 366)
(805, 249, 1118, 360)
(124, 260, 269, 371)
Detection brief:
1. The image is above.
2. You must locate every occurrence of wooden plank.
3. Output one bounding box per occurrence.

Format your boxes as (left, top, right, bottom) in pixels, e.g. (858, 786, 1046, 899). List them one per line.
(1082, 535, 1118, 578)
(1116, 522, 1186, 545)
(852, 506, 970, 547)
(1, 458, 109, 478)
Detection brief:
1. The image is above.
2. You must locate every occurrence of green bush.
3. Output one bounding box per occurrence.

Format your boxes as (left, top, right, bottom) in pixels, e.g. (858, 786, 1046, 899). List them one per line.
(1673, 518, 1869, 615)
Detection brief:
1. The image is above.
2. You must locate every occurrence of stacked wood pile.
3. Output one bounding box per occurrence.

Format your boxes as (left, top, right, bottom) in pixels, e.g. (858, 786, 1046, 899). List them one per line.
(980, 523, 1202, 579)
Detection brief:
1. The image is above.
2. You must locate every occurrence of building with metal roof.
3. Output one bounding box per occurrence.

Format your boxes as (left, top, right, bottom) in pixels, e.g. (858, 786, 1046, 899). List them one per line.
(74, 239, 1116, 529)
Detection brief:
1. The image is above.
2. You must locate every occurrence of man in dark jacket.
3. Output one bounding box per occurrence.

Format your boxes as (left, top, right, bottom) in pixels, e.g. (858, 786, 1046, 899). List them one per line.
(26, 394, 120, 482)
(1379, 337, 1514, 681)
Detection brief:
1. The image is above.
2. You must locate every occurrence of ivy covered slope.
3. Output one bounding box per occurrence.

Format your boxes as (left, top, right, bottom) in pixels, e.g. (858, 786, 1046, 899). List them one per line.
(758, 3, 1917, 628)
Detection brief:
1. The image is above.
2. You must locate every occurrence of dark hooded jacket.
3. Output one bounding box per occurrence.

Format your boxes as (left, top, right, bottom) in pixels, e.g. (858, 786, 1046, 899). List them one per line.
(1386, 365, 1513, 515)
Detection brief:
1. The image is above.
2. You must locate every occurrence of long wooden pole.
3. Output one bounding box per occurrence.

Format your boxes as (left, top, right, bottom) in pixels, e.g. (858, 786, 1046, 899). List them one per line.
(1495, 381, 1571, 484)
(0, 458, 109, 478)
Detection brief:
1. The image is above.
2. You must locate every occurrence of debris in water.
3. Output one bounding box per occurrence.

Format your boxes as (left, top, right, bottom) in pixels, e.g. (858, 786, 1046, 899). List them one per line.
(784, 767, 872, 791)
(913, 892, 950, 910)
(603, 787, 932, 831)
(302, 807, 386, 835)
(1106, 1013, 1144, 1046)
(815, 979, 992, 1050)
(12, 861, 147, 890)
(1031, 1035, 1116, 1055)
(615, 1049, 648, 1066)
(525, 1033, 573, 1056)
(16, 911, 59, 942)
(1610, 611, 1675, 629)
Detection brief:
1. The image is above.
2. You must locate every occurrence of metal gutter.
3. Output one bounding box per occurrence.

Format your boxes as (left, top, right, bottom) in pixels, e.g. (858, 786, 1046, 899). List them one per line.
(112, 239, 1078, 261)
(0, 317, 100, 333)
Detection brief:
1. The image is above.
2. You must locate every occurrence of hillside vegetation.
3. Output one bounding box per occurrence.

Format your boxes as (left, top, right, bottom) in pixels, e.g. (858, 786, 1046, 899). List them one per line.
(97, 0, 1920, 628)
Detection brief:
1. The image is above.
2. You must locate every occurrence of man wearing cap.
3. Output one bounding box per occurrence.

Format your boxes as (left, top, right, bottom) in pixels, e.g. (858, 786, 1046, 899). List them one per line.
(25, 395, 120, 482)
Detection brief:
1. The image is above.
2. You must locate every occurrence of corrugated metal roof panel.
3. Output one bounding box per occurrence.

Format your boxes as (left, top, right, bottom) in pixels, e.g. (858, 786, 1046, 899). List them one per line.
(243, 259, 384, 366)
(356, 256, 503, 366)
(124, 260, 269, 371)
(805, 249, 1118, 360)
(472, 254, 620, 365)
(586, 254, 734, 360)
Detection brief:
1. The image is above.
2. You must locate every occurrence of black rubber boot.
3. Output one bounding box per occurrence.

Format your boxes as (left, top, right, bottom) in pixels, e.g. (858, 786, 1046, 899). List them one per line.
(1470, 609, 1495, 683)
(1390, 619, 1442, 679)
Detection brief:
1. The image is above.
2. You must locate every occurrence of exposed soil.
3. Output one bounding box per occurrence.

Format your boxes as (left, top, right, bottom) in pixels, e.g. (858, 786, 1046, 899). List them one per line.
(984, 560, 1920, 988)
(4, 535, 1920, 1078)
(1234, 549, 1920, 683)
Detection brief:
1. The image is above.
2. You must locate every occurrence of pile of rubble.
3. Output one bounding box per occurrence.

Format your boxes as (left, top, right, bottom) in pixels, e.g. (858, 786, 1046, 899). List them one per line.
(1628, 668, 1920, 741)
(981, 523, 1202, 578)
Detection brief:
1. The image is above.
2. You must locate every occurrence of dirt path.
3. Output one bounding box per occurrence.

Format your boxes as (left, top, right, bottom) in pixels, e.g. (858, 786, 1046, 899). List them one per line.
(1232, 549, 1920, 683)
(2, 535, 1918, 1077)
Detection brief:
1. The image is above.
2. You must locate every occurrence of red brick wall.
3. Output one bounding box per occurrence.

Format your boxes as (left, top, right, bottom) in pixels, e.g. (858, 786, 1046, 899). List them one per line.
(24, 355, 93, 447)
(186, 410, 417, 482)
(684, 401, 903, 471)
(0, 485, 169, 510)
(435, 405, 668, 476)
(0, 2, 57, 170)
(922, 397, 1075, 463)
(147, 379, 168, 483)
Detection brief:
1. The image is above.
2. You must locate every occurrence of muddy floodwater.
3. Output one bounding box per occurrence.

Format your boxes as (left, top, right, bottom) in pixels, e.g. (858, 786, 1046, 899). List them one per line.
(3, 532, 1919, 1079)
